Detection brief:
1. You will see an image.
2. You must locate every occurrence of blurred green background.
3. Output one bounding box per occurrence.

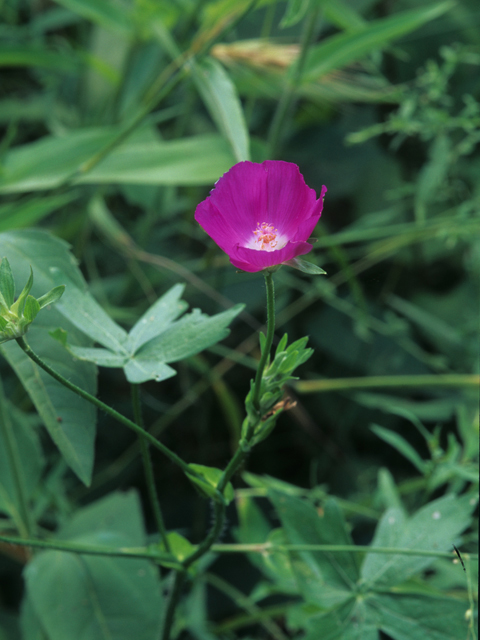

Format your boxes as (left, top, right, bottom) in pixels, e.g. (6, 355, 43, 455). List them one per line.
(0, 0, 478, 633)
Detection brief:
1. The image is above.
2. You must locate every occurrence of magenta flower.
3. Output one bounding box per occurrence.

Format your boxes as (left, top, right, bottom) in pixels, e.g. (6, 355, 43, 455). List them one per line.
(195, 160, 327, 273)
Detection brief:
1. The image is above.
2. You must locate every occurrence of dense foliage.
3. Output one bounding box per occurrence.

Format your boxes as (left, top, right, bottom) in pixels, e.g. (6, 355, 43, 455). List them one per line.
(0, 0, 478, 639)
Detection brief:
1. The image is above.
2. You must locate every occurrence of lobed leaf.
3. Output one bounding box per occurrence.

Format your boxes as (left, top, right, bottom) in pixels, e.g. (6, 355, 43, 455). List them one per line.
(127, 284, 188, 352)
(361, 493, 478, 587)
(269, 490, 360, 608)
(133, 305, 243, 369)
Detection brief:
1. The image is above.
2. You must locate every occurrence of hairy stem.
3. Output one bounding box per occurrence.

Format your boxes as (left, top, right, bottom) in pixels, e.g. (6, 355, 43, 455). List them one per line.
(252, 271, 275, 413)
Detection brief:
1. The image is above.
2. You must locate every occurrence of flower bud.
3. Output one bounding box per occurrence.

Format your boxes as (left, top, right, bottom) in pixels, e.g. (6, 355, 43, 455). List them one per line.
(0, 257, 65, 344)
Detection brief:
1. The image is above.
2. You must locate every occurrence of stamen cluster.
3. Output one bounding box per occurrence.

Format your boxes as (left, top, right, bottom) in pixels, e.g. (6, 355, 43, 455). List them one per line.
(253, 222, 278, 251)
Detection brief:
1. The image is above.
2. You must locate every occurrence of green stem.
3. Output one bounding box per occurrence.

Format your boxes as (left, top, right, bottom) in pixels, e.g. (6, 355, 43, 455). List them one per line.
(0, 377, 34, 539)
(14, 337, 211, 492)
(0, 531, 474, 562)
(161, 569, 187, 640)
(162, 270, 275, 640)
(295, 373, 480, 394)
(205, 572, 288, 640)
(252, 271, 275, 413)
(161, 500, 226, 640)
(131, 384, 170, 553)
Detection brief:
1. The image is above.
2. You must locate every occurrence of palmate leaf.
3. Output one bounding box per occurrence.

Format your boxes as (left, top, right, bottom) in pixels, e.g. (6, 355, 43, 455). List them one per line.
(302, 593, 469, 640)
(55, 282, 243, 384)
(361, 493, 477, 588)
(268, 490, 360, 608)
(266, 482, 475, 640)
(128, 283, 188, 351)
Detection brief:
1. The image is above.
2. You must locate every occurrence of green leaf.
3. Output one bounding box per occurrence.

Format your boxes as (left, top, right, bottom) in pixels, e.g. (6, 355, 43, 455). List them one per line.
(0, 193, 77, 233)
(64, 297, 243, 384)
(127, 284, 188, 352)
(302, 2, 454, 83)
(375, 593, 470, 640)
(0, 129, 236, 194)
(269, 491, 360, 607)
(187, 464, 235, 504)
(284, 257, 327, 275)
(0, 257, 15, 307)
(280, 0, 311, 28)
(23, 296, 40, 323)
(302, 598, 377, 640)
(192, 57, 250, 162)
(136, 305, 243, 365)
(53, 0, 133, 34)
(59, 490, 145, 543)
(49, 327, 67, 347)
(235, 495, 298, 592)
(54, 279, 129, 355)
(158, 532, 197, 569)
(0, 46, 80, 72)
(0, 230, 97, 485)
(25, 492, 163, 640)
(261, 528, 298, 593)
(66, 345, 128, 368)
(324, 0, 366, 31)
(415, 134, 452, 212)
(20, 593, 45, 640)
(370, 423, 427, 473)
(361, 493, 478, 587)
(36, 285, 65, 310)
(377, 467, 404, 512)
(123, 359, 177, 384)
(0, 390, 43, 522)
(127, 305, 243, 384)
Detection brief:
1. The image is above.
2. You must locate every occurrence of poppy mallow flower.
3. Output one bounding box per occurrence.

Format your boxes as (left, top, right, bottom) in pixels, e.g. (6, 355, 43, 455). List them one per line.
(195, 160, 327, 273)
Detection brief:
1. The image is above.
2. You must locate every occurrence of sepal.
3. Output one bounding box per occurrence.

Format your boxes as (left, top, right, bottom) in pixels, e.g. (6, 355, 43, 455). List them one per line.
(284, 257, 326, 275)
(186, 463, 235, 504)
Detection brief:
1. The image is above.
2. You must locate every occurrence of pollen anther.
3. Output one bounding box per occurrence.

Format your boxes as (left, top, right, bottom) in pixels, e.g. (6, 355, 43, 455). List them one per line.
(253, 222, 278, 251)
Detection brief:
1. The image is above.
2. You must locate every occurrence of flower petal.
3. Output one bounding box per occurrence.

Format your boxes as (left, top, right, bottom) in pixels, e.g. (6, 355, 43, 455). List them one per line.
(194, 197, 239, 255)
(195, 161, 269, 248)
(290, 184, 327, 242)
(230, 240, 313, 273)
(262, 161, 321, 237)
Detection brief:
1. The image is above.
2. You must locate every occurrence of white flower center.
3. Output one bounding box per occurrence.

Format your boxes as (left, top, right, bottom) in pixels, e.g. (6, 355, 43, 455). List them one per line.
(253, 222, 278, 251)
